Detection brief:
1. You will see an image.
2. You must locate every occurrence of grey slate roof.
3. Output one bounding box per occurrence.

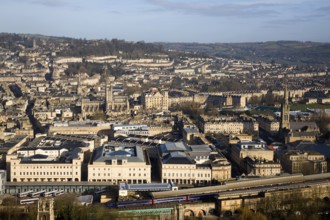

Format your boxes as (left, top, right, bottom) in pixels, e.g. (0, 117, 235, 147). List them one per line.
(93, 142, 146, 163)
(159, 142, 189, 156)
(162, 151, 194, 164)
(290, 141, 330, 159)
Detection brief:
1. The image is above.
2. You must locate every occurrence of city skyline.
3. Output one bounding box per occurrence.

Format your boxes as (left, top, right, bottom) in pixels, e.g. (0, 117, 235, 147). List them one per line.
(0, 18, 330, 219)
(1, 0, 330, 43)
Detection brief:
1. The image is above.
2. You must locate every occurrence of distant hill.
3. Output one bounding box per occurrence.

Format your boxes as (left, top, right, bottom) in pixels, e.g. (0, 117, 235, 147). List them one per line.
(1, 33, 329, 65)
(160, 41, 330, 65)
(0, 33, 164, 59)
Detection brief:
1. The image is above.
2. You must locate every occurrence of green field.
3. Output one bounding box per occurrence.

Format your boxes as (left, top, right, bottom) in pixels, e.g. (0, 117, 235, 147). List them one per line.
(290, 103, 330, 111)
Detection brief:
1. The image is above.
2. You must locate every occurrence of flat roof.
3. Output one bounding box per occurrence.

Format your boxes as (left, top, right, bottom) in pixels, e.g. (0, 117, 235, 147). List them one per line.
(119, 182, 173, 191)
(93, 142, 145, 163)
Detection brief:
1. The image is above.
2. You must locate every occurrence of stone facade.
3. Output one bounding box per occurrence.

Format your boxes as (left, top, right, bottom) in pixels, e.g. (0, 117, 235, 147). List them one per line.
(280, 151, 327, 175)
(141, 88, 169, 111)
(88, 143, 151, 184)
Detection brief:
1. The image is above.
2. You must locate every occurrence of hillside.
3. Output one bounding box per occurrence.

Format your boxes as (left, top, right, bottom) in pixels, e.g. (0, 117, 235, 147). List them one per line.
(161, 41, 330, 65)
(1, 33, 330, 65)
(0, 33, 164, 59)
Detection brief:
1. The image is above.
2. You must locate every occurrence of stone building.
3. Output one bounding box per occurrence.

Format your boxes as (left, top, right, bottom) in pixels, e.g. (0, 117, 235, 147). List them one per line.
(231, 140, 279, 176)
(280, 84, 290, 130)
(37, 198, 55, 220)
(6, 136, 89, 182)
(244, 157, 281, 176)
(81, 98, 103, 119)
(257, 116, 280, 134)
(158, 142, 231, 185)
(88, 142, 151, 184)
(198, 115, 258, 135)
(48, 121, 111, 136)
(141, 88, 168, 111)
(105, 76, 130, 115)
(286, 121, 319, 143)
(280, 151, 327, 175)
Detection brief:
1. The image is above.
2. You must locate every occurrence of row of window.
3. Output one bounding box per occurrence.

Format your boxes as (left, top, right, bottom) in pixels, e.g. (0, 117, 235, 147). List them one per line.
(13, 165, 76, 169)
(91, 173, 147, 177)
(91, 167, 148, 171)
(89, 179, 148, 183)
(163, 166, 195, 169)
(163, 173, 210, 178)
(14, 171, 79, 176)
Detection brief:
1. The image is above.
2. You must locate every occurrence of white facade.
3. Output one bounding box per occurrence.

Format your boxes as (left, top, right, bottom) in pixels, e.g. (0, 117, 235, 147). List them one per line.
(112, 124, 149, 137)
(161, 162, 212, 185)
(88, 143, 151, 184)
(141, 88, 169, 111)
(8, 153, 83, 182)
(6, 136, 89, 183)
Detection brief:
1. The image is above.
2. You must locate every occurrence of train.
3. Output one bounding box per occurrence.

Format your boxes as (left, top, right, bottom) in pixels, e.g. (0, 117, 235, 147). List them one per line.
(151, 173, 305, 199)
(106, 174, 307, 208)
(17, 190, 33, 198)
(106, 193, 218, 208)
(20, 198, 39, 205)
(17, 190, 64, 198)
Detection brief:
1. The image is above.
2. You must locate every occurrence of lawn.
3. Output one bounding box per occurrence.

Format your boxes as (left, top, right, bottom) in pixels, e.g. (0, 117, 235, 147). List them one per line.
(290, 103, 330, 111)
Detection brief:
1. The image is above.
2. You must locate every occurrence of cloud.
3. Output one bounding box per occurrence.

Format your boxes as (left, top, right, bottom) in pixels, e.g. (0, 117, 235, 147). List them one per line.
(318, 5, 330, 11)
(108, 10, 122, 14)
(32, 0, 69, 7)
(263, 14, 325, 29)
(267, 17, 308, 26)
(265, 3, 330, 28)
(145, 0, 280, 17)
(1, 0, 82, 9)
(31, 0, 85, 11)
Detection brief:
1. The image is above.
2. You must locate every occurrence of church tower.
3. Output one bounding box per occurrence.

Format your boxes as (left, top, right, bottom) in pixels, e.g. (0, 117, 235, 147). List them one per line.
(37, 198, 55, 220)
(77, 72, 83, 95)
(280, 84, 290, 130)
(33, 39, 38, 49)
(104, 65, 114, 114)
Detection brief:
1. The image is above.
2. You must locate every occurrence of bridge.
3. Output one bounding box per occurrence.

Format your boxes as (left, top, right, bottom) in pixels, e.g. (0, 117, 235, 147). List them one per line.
(180, 202, 215, 218)
(115, 173, 330, 219)
(5, 173, 330, 220)
(151, 173, 330, 199)
(116, 203, 215, 219)
(109, 176, 330, 220)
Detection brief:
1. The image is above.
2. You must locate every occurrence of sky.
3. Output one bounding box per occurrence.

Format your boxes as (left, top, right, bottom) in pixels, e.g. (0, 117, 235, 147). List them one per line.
(0, 0, 330, 43)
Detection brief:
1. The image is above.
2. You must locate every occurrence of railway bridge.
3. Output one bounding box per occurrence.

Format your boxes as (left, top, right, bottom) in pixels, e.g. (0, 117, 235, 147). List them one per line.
(179, 202, 215, 218)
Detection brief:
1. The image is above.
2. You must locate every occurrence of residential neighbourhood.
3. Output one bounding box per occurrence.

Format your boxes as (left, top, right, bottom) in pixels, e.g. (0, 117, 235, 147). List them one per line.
(0, 35, 329, 219)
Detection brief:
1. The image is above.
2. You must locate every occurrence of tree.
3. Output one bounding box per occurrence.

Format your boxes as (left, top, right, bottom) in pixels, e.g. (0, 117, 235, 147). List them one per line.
(238, 207, 267, 220)
(248, 96, 261, 106)
(204, 103, 218, 116)
(78, 65, 87, 74)
(261, 93, 275, 106)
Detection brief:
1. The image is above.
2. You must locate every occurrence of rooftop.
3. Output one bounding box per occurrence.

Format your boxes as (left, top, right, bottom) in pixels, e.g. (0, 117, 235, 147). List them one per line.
(22, 136, 88, 150)
(93, 142, 146, 163)
(14, 136, 87, 164)
(162, 151, 194, 164)
(159, 142, 189, 156)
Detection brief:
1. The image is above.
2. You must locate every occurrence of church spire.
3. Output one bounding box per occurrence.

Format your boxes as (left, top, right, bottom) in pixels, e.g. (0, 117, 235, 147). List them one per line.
(104, 65, 113, 114)
(280, 82, 290, 130)
(103, 64, 108, 77)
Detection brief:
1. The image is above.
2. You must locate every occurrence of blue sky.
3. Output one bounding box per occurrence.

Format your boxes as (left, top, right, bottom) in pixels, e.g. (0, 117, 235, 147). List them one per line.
(1, 0, 329, 43)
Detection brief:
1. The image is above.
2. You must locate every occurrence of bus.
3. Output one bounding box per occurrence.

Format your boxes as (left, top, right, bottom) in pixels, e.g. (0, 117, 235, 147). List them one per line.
(20, 198, 39, 205)
(54, 190, 64, 196)
(17, 190, 33, 198)
(30, 190, 46, 198)
(43, 190, 58, 197)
